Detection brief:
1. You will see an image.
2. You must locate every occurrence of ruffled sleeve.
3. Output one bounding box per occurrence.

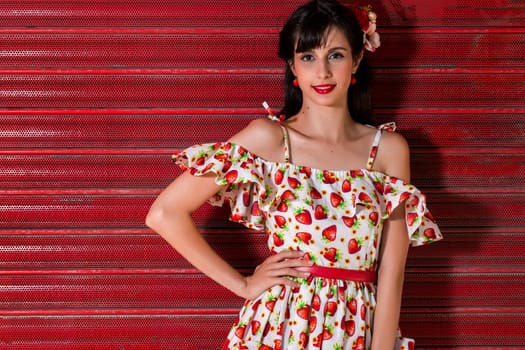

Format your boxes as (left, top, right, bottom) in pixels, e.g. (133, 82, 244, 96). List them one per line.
(379, 177, 443, 246)
(172, 142, 268, 231)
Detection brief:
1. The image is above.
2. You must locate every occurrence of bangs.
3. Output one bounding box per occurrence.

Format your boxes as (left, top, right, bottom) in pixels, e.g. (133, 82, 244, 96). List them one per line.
(294, 14, 336, 53)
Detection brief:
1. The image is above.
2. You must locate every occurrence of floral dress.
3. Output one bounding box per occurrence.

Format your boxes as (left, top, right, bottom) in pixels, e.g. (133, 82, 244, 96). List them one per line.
(173, 118, 442, 350)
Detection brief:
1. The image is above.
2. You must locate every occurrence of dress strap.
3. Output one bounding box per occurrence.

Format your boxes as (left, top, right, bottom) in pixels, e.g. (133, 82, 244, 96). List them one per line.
(366, 122, 397, 170)
(279, 124, 291, 163)
(263, 101, 291, 163)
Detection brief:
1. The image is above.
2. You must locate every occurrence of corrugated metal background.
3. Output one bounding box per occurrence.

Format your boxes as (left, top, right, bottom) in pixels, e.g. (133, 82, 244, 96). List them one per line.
(0, 0, 524, 348)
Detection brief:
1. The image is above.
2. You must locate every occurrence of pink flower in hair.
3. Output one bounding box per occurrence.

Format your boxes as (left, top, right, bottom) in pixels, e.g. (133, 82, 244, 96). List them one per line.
(353, 6, 381, 52)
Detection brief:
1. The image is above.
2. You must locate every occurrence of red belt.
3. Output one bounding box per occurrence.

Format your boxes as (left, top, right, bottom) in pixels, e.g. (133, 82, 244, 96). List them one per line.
(296, 265, 377, 283)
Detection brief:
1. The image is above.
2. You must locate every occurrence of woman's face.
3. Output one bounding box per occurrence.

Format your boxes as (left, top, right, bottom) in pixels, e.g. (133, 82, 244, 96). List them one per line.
(290, 27, 361, 110)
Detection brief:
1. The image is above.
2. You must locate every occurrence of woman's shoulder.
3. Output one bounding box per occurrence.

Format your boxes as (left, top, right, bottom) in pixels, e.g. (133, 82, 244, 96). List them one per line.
(228, 117, 286, 161)
(375, 127, 411, 180)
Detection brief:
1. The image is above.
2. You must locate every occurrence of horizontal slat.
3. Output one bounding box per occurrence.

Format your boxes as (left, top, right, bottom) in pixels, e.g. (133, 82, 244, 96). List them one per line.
(0, 231, 522, 270)
(0, 272, 525, 308)
(0, 72, 523, 109)
(403, 273, 525, 308)
(0, 234, 267, 269)
(1, 192, 524, 228)
(0, 272, 522, 311)
(370, 72, 525, 109)
(407, 231, 525, 268)
(401, 313, 525, 347)
(0, 32, 280, 69)
(0, 152, 523, 189)
(1, 0, 524, 27)
(0, 1, 301, 28)
(1, 112, 523, 149)
(0, 32, 522, 68)
(0, 313, 523, 348)
(0, 274, 243, 310)
(0, 314, 235, 346)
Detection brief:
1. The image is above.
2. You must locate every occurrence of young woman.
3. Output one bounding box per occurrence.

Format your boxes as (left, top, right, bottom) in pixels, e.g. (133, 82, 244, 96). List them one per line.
(146, 1, 442, 349)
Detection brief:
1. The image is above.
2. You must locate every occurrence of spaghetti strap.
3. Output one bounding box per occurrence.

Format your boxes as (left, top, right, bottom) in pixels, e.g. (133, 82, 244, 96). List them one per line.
(366, 122, 397, 170)
(262, 101, 291, 163)
(279, 124, 291, 163)
(366, 130, 382, 170)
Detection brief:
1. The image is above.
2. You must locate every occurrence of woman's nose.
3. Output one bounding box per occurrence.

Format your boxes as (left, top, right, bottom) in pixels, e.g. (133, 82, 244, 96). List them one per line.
(317, 59, 332, 79)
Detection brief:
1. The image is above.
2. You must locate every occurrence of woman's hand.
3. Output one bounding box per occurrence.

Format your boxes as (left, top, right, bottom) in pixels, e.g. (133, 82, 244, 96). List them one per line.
(240, 250, 314, 300)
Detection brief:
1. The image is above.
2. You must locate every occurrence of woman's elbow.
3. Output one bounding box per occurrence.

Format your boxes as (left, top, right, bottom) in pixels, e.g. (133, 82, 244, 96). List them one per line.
(145, 201, 167, 233)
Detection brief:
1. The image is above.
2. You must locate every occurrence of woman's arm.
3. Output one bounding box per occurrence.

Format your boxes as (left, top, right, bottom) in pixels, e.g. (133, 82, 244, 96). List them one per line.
(371, 131, 411, 350)
(146, 120, 312, 300)
(371, 206, 410, 349)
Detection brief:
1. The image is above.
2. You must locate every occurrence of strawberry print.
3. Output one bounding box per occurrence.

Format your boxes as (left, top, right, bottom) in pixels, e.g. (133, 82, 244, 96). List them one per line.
(224, 170, 238, 184)
(344, 319, 356, 336)
(174, 124, 441, 349)
(234, 323, 246, 339)
(251, 202, 262, 216)
(347, 297, 357, 315)
(299, 166, 312, 178)
(296, 232, 313, 245)
(354, 336, 365, 350)
(265, 295, 276, 311)
(281, 189, 296, 201)
(310, 187, 322, 199)
(358, 192, 373, 203)
(324, 301, 337, 316)
(294, 208, 312, 225)
(274, 215, 287, 228)
(341, 179, 352, 192)
(348, 238, 363, 254)
(288, 176, 301, 189)
(314, 204, 328, 220)
(251, 320, 261, 335)
(424, 227, 437, 239)
(296, 301, 310, 320)
(407, 212, 418, 226)
(322, 247, 340, 263)
(320, 170, 337, 184)
(276, 200, 288, 212)
(368, 211, 379, 227)
(350, 169, 364, 178)
(322, 325, 334, 340)
(274, 168, 285, 185)
(330, 192, 345, 209)
(322, 225, 337, 242)
(342, 215, 359, 229)
(272, 232, 284, 247)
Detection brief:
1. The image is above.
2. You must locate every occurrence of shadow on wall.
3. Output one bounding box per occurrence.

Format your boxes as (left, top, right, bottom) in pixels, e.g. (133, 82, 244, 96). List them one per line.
(370, 0, 493, 347)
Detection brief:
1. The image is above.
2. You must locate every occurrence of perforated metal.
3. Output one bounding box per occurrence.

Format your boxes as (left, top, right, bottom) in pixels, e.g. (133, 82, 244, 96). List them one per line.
(0, 0, 524, 348)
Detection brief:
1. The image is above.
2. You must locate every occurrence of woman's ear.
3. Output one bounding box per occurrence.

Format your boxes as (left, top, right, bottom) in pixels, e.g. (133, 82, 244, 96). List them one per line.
(353, 51, 364, 73)
(288, 59, 296, 76)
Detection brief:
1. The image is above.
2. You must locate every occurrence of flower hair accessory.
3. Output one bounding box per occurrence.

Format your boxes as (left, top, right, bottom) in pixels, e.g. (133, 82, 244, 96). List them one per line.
(352, 5, 380, 52)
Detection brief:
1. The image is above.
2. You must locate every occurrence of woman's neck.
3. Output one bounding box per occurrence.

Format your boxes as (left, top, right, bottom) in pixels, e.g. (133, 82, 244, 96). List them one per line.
(287, 103, 360, 142)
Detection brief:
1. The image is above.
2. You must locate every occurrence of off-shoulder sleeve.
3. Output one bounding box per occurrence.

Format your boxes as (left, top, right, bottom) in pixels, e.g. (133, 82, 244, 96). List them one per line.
(172, 142, 268, 231)
(380, 178, 443, 246)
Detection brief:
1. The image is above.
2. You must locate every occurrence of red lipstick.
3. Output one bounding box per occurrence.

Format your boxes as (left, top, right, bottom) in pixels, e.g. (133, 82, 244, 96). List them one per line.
(312, 84, 336, 94)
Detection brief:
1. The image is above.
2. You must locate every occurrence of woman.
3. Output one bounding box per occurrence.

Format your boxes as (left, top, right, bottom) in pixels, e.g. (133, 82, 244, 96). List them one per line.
(146, 0, 442, 348)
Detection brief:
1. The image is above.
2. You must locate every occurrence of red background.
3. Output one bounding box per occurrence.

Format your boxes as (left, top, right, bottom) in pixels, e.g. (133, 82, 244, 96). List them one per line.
(0, 0, 524, 348)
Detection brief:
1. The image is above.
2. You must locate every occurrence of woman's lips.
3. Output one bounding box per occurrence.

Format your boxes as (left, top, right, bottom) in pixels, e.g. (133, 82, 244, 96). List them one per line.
(312, 84, 336, 94)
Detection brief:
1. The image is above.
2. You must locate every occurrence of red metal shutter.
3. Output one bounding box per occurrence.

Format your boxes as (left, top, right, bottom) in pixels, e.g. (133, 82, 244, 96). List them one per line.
(0, 0, 524, 348)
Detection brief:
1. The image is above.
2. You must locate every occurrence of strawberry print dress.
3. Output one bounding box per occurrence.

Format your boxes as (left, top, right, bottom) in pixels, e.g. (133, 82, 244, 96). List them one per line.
(173, 117, 442, 350)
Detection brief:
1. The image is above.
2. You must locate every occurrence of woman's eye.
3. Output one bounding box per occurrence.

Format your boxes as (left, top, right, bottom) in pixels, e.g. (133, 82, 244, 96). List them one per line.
(300, 54, 314, 62)
(329, 52, 344, 60)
